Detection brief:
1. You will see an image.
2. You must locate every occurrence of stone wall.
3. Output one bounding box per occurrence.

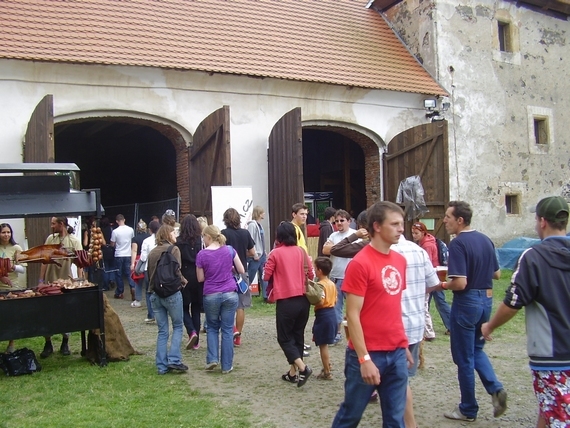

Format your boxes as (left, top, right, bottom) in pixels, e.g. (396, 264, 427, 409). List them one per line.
(383, 0, 570, 244)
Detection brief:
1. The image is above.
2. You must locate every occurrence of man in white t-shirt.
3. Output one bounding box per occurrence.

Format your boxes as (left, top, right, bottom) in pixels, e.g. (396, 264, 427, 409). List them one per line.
(323, 209, 357, 344)
(111, 214, 136, 299)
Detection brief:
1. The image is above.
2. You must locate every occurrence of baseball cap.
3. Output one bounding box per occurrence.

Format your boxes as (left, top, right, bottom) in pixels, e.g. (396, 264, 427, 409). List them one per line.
(531, 196, 569, 222)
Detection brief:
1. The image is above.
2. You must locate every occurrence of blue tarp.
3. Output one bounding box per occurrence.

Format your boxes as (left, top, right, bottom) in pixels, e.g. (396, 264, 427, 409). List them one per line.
(495, 237, 540, 270)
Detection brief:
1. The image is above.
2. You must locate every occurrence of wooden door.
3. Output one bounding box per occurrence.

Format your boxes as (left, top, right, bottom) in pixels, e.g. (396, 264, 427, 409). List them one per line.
(384, 121, 449, 241)
(188, 106, 231, 223)
(23, 95, 55, 286)
(267, 108, 304, 244)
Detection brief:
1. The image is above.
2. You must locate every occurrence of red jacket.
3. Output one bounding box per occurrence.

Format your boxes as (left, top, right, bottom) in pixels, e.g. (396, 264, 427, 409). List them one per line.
(264, 245, 314, 301)
(420, 233, 439, 267)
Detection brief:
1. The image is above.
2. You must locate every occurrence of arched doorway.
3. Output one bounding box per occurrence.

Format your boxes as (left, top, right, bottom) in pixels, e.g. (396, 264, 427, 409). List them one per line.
(303, 127, 375, 219)
(54, 116, 190, 224)
(267, 109, 383, 244)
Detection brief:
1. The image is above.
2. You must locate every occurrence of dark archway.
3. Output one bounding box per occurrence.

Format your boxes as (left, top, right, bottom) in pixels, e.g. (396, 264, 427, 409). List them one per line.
(54, 117, 188, 224)
(302, 126, 378, 219)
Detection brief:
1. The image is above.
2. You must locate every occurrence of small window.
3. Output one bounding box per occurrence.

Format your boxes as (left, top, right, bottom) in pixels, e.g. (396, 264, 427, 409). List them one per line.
(505, 194, 520, 215)
(498, 21, 512, 52)
(534, 117, 549, 145)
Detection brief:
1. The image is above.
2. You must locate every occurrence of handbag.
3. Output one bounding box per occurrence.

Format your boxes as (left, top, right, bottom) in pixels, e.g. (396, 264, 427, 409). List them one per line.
(300, 248, 324, 305)
(234, 273, 249, 294)
(228, 246, 249, 294)
(131, 255, 145, 281)
(134, 257, 145, 275)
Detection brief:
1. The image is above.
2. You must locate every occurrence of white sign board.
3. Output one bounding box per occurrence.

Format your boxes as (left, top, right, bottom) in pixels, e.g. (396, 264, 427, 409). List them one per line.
(211, 186, 253, 230)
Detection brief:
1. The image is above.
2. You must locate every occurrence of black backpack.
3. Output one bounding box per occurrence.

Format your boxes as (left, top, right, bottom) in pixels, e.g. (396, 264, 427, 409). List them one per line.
(154, 245, 182, 298)
(436, 238, 449, 266)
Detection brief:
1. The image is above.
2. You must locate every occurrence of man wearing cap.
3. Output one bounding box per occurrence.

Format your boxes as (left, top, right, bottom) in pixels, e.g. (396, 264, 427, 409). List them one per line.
(441, 201, 507, 422)
(482, 196, 570, 428)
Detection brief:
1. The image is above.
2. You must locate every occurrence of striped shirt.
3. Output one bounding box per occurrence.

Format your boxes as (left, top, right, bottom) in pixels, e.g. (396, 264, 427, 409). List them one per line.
(392, 236, 440, 345)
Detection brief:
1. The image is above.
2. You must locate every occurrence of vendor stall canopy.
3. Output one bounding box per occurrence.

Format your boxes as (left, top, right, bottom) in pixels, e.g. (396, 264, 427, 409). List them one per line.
(0, 163, 104, 219)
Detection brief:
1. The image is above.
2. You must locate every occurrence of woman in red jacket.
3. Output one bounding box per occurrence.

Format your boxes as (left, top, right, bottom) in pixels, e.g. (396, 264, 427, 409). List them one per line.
(264, 222, 314, 387)
(411, 222, 438, 267)
(411, 221, 451, 339)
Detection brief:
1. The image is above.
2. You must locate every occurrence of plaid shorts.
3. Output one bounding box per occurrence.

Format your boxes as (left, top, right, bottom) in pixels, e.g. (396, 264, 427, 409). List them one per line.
(532, 369, 570, 427)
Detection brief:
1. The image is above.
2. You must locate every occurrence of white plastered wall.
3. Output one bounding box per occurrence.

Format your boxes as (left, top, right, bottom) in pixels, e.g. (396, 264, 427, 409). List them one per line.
(0, 58, 431, 245)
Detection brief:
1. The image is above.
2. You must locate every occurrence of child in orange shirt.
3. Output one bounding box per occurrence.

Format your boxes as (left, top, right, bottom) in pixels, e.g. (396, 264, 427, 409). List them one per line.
(312, 257, 337, 380)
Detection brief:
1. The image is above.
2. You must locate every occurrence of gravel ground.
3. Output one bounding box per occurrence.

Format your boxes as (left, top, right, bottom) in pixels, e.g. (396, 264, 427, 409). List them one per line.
(108, 290, 539, 428)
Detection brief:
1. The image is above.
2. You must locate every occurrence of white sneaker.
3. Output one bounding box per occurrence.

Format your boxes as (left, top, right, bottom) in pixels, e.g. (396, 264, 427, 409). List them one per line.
(205, 362, 218, 371)
(144, 318, 155, 324)
(130, 300, 142, 308)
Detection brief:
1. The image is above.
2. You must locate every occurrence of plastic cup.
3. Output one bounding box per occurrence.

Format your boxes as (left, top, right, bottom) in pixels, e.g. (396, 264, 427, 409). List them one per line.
(436, 266, 448, 282)
(342, 319, 349, 341)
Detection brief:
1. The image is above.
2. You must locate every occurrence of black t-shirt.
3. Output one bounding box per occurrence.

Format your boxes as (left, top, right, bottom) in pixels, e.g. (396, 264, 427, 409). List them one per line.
(132, 232, 150, 255)
(222, 227, 254, 267)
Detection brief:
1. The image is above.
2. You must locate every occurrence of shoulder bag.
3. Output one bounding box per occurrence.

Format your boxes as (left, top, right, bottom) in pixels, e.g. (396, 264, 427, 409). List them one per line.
(300, 248, 324, 305)
(228, 246, 248, 294)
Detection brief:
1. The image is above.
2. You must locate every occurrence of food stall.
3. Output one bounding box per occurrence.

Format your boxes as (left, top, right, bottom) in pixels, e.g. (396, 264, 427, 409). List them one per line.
(0, 163, 107, 366)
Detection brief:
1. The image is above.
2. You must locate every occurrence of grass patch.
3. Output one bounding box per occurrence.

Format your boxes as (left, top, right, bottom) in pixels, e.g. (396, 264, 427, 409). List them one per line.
(249, 296, 276, 317)
(1, 336, 250, 428)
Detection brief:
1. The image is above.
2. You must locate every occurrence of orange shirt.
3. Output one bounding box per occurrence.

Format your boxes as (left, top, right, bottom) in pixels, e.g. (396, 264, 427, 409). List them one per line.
(314, 277, 337, 311)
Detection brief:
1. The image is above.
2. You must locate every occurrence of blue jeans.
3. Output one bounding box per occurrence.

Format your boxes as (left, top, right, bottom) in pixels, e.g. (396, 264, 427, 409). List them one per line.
(204, 292, 238, 372)
(150, 291, 184, 374)
(143, 272, 153, 319)
(115, 256, 136, 296)
(247, 254, 268, 298)
(429, 290, 451, 331)
(332, 347, 408, 428)
(102, 258, 119, 290)
(450, 289, 503, 418)
(134, 273, 144, 301)
(332, 278, 345, 327)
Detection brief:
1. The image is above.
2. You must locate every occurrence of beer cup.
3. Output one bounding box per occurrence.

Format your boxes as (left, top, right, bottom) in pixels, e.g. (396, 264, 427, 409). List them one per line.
(436, 266, 448, 282)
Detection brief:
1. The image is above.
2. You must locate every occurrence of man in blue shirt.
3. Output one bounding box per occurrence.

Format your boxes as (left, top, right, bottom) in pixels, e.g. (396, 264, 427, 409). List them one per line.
(440, 201, 507, 422)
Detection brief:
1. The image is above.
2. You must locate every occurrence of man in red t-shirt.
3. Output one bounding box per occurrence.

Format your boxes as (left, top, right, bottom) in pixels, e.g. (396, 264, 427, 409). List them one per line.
(332, 201, 411, 428)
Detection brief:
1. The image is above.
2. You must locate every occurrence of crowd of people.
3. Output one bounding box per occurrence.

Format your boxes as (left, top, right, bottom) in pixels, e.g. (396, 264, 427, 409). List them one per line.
(1, 194, 569, 427)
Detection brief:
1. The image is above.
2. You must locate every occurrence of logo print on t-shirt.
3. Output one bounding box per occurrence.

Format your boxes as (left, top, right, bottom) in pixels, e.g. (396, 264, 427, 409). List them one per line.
(381, 265, 403, 295)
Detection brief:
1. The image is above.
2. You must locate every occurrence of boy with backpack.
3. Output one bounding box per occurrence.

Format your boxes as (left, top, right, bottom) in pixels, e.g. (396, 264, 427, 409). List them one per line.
(311, 257, 337, 380)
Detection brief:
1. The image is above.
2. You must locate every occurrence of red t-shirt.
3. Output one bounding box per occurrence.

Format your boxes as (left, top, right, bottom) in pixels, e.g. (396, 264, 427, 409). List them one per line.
(342, 245, 408, 351)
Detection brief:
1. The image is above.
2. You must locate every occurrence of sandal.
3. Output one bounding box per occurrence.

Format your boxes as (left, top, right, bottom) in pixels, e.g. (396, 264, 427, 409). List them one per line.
(281, 372, 298, 383)
(317, 370, 333, 380)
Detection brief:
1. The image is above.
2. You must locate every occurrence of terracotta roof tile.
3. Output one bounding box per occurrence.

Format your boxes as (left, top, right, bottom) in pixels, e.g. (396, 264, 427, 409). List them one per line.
(0, 0, 446, 95)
